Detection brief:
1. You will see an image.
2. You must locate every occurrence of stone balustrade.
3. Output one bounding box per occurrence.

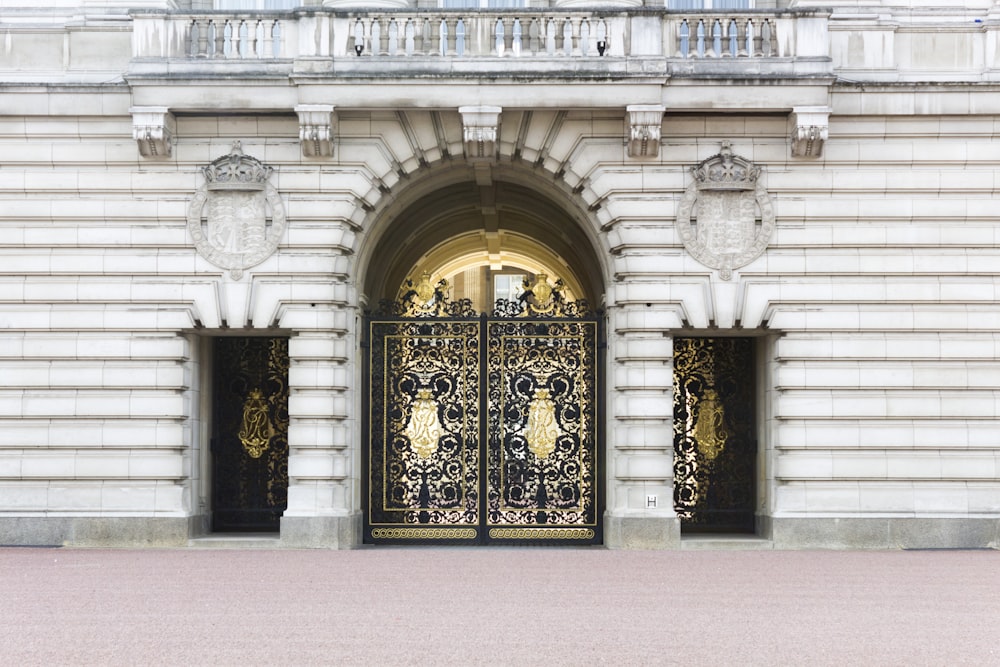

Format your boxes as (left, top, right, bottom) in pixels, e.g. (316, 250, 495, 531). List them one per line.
(130, 9, 828, 63)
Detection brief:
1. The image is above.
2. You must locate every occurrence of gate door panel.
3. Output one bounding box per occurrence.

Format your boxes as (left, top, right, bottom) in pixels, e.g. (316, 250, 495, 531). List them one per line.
(212, 337, 289, 532)
(486, 319, 600, 543)
(366, 318, 482, 543)
(365, 275, 602, 545)
(673, 337, 756, 533)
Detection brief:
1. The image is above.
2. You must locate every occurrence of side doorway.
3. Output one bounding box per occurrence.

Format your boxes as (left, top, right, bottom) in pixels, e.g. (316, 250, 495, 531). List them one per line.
(673, 337, 757, 533)
(210, 337, 290, 532)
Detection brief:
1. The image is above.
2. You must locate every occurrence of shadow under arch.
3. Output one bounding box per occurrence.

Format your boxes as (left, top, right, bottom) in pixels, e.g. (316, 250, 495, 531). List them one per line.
(356, 162, 607, 309)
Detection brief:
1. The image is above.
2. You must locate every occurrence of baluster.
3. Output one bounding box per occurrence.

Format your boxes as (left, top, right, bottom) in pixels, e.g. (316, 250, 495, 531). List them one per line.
(405, 19, 415, 56)
(679, 19, 689, 58)
(351, 19, 362, 56)
(512, 18, 522, 57)
(263, 20, 275, 58)
(596, 20, 607, 56)
(728, 19, 737, 57)
(240, 19, 250, 58)
(388, 19, 398, 56)
(440, 19, 450, 57)
(545, 19, 556, 56)
(494, 18, 503, 56)
(371, 19, 382, 56)
(218, 21, 229, 58)
(744, 19, 753, 57)
(528, 18, 540, 55)
(712, 19, 721, 57)
(225, 20, 236, 58)
(458, 18, 468, 57)
(562, 18, 572, 56)
(580, 19, 591, 57)
(761, 19, 773, 57)
(696, 19, 705, 58)
(254, 20, 265, 58)
(189, 19, 201, 57)
(416, 18, 430, 56)
(210, 20, 222, 58)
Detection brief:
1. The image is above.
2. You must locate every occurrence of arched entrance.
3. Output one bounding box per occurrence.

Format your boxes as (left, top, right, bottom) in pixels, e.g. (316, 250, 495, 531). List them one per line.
(358, 168, 606, 545)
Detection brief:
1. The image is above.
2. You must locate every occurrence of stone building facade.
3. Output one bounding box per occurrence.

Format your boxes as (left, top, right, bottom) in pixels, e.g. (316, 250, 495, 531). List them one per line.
(1, 0, 998, 549)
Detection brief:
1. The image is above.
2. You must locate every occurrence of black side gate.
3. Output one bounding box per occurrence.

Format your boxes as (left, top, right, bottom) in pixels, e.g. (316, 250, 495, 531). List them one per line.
(211, 337, 290, 532)
(673, 337, 756, 533)
(364, 275, 602, 545)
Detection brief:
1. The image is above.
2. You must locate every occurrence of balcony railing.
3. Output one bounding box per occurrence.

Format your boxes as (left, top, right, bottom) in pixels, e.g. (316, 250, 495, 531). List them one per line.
(130, 9, 829, 69)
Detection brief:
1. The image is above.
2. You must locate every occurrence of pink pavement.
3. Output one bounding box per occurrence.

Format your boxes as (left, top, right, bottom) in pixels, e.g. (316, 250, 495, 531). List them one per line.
(1, 546, 998, 665)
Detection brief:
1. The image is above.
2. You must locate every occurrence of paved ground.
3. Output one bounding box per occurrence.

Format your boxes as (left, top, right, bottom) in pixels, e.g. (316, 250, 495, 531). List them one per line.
(1, 546, 998, 666)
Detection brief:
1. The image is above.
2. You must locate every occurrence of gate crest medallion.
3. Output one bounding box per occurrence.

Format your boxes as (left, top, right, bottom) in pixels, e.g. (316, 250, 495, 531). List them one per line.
(676, 142, 775, 280)
(187, 142, 287, 279)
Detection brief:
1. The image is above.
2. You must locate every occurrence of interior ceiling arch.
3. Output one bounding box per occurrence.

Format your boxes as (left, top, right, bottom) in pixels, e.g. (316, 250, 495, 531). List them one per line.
(362, 173, 605, 307)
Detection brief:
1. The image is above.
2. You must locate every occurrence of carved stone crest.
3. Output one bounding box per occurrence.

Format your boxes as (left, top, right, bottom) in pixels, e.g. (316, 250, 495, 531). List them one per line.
(187, 142, 287, 279)
(676, 142, 775, 280)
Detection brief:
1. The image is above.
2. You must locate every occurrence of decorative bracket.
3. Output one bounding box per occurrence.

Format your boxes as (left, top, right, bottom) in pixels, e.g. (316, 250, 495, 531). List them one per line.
(130, 106, 175, 159)
(626, 104, 665, 158)
(295, 104, 337, 158)
(789, 106, 830, 158)
(458, 105, 501, 161)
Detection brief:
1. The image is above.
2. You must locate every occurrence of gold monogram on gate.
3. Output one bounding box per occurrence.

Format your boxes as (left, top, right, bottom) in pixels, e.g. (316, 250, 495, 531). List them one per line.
(238, 388, 274, 458)
(403, 388, 444, 459)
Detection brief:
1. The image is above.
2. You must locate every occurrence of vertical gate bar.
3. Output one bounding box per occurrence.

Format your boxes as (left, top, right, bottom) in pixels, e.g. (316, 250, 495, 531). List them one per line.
(479, 311, 488, 543)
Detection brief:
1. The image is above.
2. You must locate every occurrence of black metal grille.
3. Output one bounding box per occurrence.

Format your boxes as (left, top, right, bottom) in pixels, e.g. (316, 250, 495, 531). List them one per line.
(673, 337, 756, 533)
(364, 279, 601, 545)
(211, 337, 289, 532)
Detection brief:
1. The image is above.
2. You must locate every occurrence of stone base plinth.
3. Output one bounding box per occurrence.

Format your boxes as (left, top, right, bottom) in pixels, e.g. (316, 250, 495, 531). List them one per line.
(603, 513, 680, 549)
(770, 517, 1000, 550)
(0, 517, 192, 547)
(279, 513, 362, 549)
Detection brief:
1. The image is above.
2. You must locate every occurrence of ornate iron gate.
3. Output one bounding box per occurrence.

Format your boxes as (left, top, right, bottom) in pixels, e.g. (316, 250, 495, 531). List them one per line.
(673, 337, 756, 533)
(364, 275, 602, 545)
(211, 337, 290, 532)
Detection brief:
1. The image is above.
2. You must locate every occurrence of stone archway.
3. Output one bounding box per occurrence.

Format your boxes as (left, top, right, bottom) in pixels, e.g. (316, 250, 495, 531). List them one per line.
(356, 164, 608, 545)
(358, 167, 606, 308)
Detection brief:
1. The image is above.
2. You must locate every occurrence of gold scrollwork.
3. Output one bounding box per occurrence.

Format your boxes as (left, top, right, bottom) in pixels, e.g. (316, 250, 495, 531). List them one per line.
(488, 528, 595, 540)
(371, 528, 477, 539)
(524, 388, 560, 459)
(403, 388, 444, 459)
(238, 388, 273, 458)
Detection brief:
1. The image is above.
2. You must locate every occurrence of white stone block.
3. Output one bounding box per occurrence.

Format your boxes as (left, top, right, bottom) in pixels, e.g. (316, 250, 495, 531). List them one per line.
(776, 451, 833, 479)
(22, 454, 75, 478)
(832, 453, 887, 479)
(803, 482, 860, 512)
(100, 484, 157, 512)
(859, 482, 915, 513)
(76, 454, 130, 478)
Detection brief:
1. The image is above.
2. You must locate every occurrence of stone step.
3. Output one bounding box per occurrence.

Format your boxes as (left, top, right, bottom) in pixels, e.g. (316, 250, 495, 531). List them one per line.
(680, 535, 774, 550)
(187, 533, 282, 549)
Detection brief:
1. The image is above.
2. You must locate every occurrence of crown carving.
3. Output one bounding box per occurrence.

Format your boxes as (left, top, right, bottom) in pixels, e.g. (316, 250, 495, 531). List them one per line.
(691, 141, 760, 192)
(202, 141, 273, 191)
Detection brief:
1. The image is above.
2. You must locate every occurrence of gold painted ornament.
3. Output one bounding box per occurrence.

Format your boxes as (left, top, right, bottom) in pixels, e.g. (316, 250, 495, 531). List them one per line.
(238, 388, 273, 458)
(692, 388, 727, 463)
(524, 388, 560, 459)
(404, 388, 444, 459)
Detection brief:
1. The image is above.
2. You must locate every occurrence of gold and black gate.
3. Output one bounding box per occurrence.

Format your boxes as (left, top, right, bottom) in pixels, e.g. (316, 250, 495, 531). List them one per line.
(673, 337, 756, 533)
(364, 275, 602, 545)
(211, 337, 289, 532)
